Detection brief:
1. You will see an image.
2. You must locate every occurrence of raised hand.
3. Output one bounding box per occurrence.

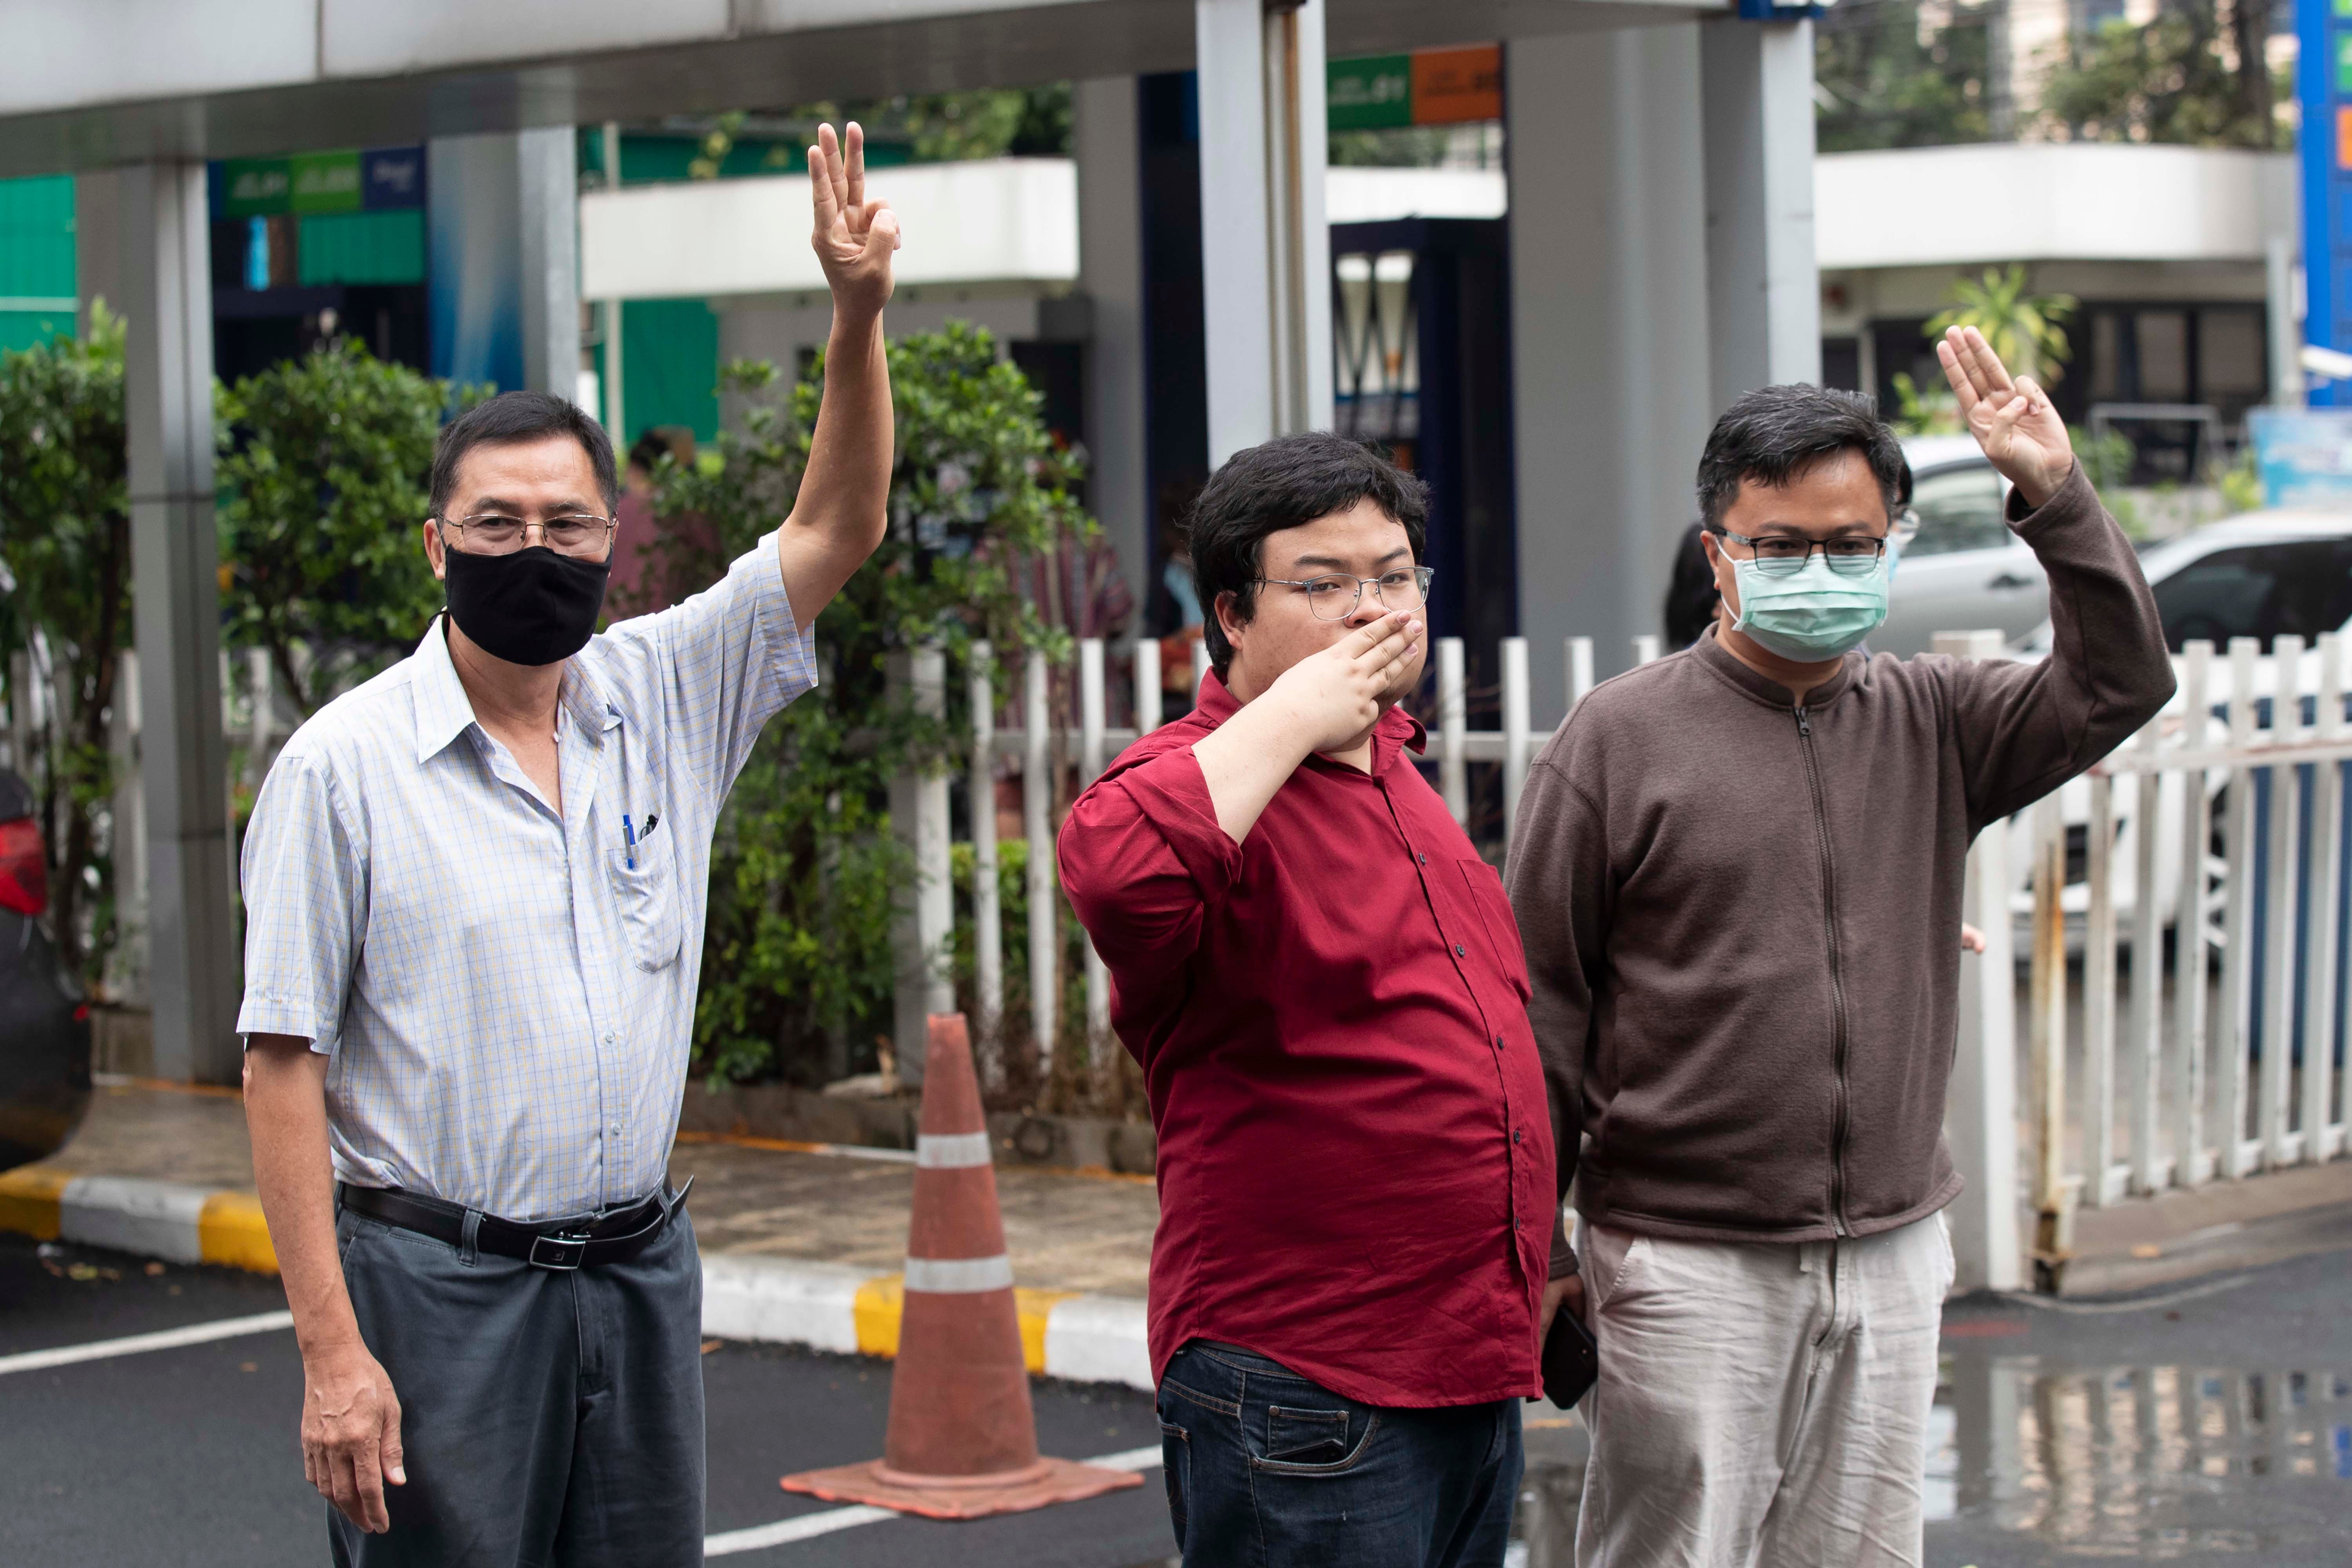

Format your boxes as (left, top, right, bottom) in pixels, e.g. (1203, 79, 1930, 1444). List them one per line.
(809, 122, 899, 322)
(1936, 325, 2072, 510)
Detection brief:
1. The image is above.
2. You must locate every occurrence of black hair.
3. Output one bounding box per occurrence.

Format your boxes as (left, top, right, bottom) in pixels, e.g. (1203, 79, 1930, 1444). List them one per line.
(428, 391, 619, 520)
(1695, 385, 1904, 534)
(1184, 432, 1428, 678)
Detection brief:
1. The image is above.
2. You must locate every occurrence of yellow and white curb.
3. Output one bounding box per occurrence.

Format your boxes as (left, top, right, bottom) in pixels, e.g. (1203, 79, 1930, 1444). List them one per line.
(699, 1254, 1152, 1391)
(0, 1166, 1154, 1392)
(0, 1167, 275, 1272)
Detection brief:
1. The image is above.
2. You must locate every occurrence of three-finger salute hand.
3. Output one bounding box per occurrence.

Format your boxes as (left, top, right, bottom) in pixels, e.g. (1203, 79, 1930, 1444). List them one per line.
(809, 121, 899, 322)
(301, 1341, 405, 1534)
(1936, 325, 2071, 511)
(1265, 610, 1424, 755)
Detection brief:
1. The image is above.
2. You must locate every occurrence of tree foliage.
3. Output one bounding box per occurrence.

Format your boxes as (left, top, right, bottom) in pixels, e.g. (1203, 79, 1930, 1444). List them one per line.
(1926, 266, 2078, 385)
(2038, 2, 2288, 149)
(639, 321, 1093, 1085)
(1815, 0, 1994, 152)
(216, 341, 481, 715)
(0, 304, 131, 986)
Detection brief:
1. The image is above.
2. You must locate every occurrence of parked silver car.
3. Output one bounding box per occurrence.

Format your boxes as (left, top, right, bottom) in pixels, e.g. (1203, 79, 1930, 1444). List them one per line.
(1876, 435, 2044, 659)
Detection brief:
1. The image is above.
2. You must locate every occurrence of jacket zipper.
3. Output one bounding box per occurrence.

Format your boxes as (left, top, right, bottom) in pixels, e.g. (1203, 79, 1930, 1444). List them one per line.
(1795, 704, 1852, 1237)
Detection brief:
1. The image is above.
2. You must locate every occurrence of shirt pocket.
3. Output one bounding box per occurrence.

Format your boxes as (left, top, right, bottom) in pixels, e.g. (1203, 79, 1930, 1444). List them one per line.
(1456, 858, 1532, 1000)
(608, 844, 684, 972)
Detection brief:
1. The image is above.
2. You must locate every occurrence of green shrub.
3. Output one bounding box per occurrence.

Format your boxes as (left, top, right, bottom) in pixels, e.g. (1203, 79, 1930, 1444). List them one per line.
(642, 321, 1093, 1088)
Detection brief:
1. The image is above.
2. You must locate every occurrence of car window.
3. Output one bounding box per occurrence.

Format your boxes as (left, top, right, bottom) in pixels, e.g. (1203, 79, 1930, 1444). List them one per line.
(2152, 541, 2352, 652)
(1905, 464, 2008, 557)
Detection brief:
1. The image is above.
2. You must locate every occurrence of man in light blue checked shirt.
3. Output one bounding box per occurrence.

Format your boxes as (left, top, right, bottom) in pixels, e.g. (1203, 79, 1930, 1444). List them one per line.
(238, 123, 900, 1566)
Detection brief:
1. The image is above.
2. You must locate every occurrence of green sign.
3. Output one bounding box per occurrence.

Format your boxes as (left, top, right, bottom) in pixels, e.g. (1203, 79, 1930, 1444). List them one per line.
(220, 158, 291, 219)
(290, 150, 362, 214)
(1328, 54, 1412, 131)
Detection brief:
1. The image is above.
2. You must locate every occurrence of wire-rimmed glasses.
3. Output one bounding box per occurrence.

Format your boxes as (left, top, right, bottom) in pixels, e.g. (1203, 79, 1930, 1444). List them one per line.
(1713, 529, 1891, 579)
(1258, 566, 1436, 621)
(436, 512, 618, 558)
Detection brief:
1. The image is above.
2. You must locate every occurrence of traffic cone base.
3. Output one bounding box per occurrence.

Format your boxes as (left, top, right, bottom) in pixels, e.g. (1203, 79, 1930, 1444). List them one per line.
(779, 1014, 1144, 1521)
(780, 1456, 1144, 1521)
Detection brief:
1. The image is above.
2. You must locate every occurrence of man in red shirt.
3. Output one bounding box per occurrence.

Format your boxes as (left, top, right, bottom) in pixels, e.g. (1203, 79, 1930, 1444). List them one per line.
(1060, 433, 1564, 1568)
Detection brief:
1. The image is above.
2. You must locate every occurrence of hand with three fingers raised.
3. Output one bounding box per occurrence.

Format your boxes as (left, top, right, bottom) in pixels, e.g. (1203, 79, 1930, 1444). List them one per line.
(1935, 324, 2073, 510)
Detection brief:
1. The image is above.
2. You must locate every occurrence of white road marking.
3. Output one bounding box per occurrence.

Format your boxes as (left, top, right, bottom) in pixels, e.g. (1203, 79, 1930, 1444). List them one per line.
(0, 1309, 296, 1376)
(702, 1443, 1163, 1558)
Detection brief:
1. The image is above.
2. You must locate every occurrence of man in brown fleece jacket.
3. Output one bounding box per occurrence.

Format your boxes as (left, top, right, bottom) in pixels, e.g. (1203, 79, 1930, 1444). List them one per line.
(1505, 329, 2174, 1567)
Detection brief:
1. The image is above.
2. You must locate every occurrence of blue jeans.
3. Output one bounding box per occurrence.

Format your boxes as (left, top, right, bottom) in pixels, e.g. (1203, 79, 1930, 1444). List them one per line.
(1155, 1340, 1523, 1568)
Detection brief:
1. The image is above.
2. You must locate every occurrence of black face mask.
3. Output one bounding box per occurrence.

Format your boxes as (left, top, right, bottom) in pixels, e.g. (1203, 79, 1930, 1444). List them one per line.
(441, 544, 610, 666)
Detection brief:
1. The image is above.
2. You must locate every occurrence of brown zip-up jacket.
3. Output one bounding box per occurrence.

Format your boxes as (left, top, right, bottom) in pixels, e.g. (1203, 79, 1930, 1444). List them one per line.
(1506, 462, 2174, 1276)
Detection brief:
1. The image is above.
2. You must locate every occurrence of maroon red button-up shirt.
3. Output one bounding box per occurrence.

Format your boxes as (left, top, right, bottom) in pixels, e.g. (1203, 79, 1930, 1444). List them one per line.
(1057, 675, 1553, 1408)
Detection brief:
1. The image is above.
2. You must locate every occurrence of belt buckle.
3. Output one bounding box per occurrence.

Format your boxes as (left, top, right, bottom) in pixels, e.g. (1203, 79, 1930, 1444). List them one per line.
(528, 1230, 590, 1270)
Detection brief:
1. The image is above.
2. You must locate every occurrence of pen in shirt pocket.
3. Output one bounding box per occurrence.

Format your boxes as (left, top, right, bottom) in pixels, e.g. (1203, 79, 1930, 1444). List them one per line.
(622, 814, 638, 870)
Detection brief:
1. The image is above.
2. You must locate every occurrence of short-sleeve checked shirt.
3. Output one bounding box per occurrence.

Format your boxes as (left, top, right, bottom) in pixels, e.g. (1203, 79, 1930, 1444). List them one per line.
(236, 536, 816, 1223)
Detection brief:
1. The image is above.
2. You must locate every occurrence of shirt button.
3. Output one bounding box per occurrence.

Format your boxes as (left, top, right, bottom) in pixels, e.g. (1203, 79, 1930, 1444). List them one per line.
(1455, 943, 1466, 957)
(1494, 1034, 1504, 1050)
(603, 1033, 615, 1044)
(1417, 853, 1428, 866)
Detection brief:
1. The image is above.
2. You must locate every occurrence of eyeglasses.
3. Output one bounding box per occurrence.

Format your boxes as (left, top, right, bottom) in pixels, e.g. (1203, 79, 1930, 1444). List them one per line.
(1713, 529, 1890, 579)
(1258, 566, 1436, 621)
(437, 512, 618, 559)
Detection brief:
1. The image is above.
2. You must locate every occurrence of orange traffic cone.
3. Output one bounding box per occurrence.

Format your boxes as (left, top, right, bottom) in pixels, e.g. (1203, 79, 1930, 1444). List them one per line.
(780, 1013, 1145, 1519)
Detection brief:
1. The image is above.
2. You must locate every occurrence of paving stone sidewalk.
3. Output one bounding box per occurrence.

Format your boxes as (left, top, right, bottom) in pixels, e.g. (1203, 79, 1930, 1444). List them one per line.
(39, 1080, 2352, 1301)
(48, 1080, 1158, 1299)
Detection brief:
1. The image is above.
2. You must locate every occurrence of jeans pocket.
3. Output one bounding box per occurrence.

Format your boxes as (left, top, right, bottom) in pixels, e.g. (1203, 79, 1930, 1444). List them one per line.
(1250, 1408, 1382, 1475)
(1157, 1418, 1190, 1546)
(1265, 1405, 1350, 1465)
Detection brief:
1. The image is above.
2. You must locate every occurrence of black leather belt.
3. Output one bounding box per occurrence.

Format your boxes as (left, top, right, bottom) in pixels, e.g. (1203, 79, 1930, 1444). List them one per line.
(336, 1176, 694, 1271)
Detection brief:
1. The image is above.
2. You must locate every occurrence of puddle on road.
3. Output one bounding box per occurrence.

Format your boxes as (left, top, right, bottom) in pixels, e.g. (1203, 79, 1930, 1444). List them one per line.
(1505, 1360, 2352, 1564)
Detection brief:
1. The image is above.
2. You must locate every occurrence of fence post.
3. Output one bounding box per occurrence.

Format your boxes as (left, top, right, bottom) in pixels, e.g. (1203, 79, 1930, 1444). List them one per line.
(968, 641, 1003, 1094)
(1079, 639, 1112, 1074)
(1437, 637, 1468, 827)
(2028, 791, 2072, 1292)
(2084, 765, 2118, 1207)
(888, 646, 954, 1086)
(1500, 637, 1530, 854)
(2127, 714, 2165, 1194)
(2306, 633, 2344, 1161)
(2217, 636, 2261, 1179)
(1024, 649, 1057, 1078)
(1631, 633, 1661, 666)
(109, 649, 149, 1006)
(2173, 640, 2214, 1184)
(245, 646, 272, 790)
(4, 651, 24, 773)
(2261, 635, 2306, 1167)
(1133, 637, 1162, 737)
(1938, 628, 2020, 1292)
(1566, 637, 1594, 713)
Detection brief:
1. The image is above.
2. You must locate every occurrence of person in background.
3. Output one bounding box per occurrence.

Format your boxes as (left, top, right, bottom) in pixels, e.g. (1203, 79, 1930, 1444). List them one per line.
(1060, 432, 1556, 1568)
(237, 124, 898, 1566)
(1661, 523, 1718, 650)
(1506, 330, 2174, 1567)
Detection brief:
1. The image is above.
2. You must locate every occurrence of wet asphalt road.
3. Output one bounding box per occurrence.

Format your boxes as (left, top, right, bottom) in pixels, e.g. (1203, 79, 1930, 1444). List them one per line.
(0, 1231, 1176, 1568)
(4, 1227, 2349, 1566)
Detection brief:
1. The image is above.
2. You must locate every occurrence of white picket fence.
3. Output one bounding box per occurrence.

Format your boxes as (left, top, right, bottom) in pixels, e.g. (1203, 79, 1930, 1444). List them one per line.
(25, 619, 2344, 1295)
(1967, 630, 2352, 1292)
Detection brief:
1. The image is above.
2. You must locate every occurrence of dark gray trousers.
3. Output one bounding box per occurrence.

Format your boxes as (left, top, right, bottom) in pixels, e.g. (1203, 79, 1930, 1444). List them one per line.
(328, 1198, 705, 1567)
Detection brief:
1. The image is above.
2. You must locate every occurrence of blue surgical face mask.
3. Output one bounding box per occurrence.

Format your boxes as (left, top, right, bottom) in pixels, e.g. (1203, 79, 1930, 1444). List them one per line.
(1723, 549, 1889, 663)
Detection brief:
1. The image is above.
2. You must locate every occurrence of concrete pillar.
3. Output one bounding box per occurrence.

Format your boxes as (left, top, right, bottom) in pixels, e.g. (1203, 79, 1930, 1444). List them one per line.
(1700, 18, 1821, 412)
(1506, 25, 1714, 717)
(1194, 0, 1333, 464)
(1075, 76, 1151, 618)
(429, 127, 581, 397)
(120, 161, 239, 1083)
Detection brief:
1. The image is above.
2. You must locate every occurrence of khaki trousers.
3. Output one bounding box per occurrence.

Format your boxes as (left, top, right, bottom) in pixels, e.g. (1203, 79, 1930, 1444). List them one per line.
(1575, 1212, 1953, 1568)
